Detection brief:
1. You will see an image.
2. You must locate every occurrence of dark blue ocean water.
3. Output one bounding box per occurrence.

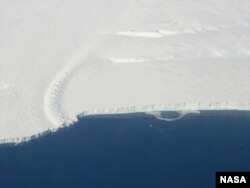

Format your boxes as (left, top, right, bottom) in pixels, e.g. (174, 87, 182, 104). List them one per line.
(0, 111, 250, 188)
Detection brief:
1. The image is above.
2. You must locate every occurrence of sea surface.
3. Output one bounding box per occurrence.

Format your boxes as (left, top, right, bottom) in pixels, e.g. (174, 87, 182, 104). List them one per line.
(0, 111, 250, 188)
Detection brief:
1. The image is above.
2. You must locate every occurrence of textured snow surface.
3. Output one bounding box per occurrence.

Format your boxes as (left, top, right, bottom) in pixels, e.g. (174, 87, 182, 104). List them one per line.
(1, 0, 250, 143)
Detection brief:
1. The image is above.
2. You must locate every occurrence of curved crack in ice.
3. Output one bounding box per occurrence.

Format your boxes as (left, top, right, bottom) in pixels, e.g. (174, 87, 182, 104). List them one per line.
(43, 42, 99, 129)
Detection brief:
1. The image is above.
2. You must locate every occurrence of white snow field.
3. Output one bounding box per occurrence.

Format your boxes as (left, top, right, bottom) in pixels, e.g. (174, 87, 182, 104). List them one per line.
(1, 0, 250, 143)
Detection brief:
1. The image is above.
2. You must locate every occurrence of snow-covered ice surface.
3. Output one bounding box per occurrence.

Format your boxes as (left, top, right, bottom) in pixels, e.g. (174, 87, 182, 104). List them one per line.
(1, 0, 250, 143)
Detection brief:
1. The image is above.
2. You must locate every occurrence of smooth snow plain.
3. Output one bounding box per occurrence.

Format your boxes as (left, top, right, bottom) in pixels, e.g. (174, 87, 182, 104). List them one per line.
(1, 0, 250, 143)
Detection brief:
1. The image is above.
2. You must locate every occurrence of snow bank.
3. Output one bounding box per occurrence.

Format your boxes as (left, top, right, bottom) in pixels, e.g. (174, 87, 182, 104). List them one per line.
(1, 0, 250, 144)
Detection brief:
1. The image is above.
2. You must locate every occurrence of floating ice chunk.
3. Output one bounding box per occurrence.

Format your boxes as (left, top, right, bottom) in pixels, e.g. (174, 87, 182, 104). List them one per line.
(146, 111, 200, 122)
